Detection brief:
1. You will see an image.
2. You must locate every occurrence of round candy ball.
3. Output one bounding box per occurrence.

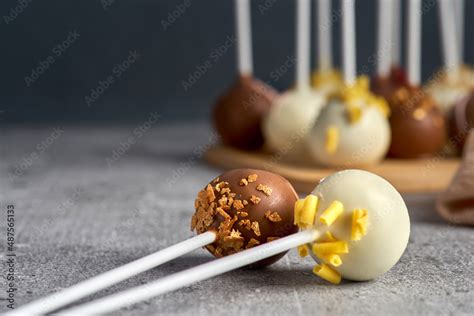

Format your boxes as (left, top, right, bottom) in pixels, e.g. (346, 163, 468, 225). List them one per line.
(307, 98, 391, 167)
(371, 66, 408, 101)
(465, 90, 474, 129)
(388, 86, 446, 158)
(191, 169, 298, 267)
(309, 169, 410, 281)
(213, 75, 277, 150)
(263, 89, 326, 154)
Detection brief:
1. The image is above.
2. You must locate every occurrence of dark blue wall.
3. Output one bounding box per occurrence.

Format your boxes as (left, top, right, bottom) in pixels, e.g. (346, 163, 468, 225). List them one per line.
(1, 0, 473, 123)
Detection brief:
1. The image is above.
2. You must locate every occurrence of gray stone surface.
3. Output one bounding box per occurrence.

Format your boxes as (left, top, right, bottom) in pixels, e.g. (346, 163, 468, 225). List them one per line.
(0, 123, 473, 315)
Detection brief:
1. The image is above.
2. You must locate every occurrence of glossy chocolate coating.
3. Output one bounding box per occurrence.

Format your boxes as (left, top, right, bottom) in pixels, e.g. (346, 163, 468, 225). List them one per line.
(388, 86, 446, 158)
(466, 90, 474, 129)
(191, 169, 298, 267)
(213, 75, 277, 150)
(371, 66, 408, 101)
(448, 92, 473, 153)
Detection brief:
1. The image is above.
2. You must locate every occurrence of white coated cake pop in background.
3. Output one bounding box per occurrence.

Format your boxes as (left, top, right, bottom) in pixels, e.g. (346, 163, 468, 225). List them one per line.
(307, 78, 391, 167)
(306, 0, 390, 168)
(295, 169, 410, 283)
(263, 0, 326, 155)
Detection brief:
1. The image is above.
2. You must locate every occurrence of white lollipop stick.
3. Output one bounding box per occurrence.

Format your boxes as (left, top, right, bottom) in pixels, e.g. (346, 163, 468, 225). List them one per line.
(438, 0, 460, 72)
(454, 0, 464, 62)
(296, 0, 311, 90)
(7, 232, 216, 316)
(407, 0, 421, 86)
(342, 0, 356, 85)
(317, 0, 332, 72)
(376, 0, 393, 77)
(235, 0, 253, 75)
(391, 0, 401, 67)
(62, 229, 321, 315)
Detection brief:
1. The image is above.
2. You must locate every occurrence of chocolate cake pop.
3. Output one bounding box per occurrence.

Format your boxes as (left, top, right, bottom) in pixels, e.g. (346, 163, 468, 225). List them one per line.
(213, 76, 277, 150)
(387, 0, 447, 158)
(263, 0, 325, 154)
(307, 0, 391, 167)
(295, 169, 410, 282)
(371, 66, 408, 101)
(467, 91, 474, 128)
(213, 0, 277, 150)
(191, 169, 298, 266)
(388, 86, 446, 158)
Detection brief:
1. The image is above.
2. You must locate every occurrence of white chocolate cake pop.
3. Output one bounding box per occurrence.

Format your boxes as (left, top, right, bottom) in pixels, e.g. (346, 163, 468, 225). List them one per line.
(263, 0, 326, 154)
(295, 169, 410, 282)
(263, 89, 325, 152)
(307, 78, 391, 167)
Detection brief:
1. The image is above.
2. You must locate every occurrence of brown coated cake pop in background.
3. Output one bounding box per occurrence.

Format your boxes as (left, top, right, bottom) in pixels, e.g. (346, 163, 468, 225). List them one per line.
(191, 169, 298, 267)
(387, 86, 447, 158)
(213, 75, 277, 150)
(466, 90, 474, 128)
(371, 66, 409, 101)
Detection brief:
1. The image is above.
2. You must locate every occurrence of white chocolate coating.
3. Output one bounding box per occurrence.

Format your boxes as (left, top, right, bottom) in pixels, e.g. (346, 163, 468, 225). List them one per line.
(309, 169, 410, 281)
(263, 89, 326, 153)
(306, 99, 390, 167)
(425, 66, 474, 113)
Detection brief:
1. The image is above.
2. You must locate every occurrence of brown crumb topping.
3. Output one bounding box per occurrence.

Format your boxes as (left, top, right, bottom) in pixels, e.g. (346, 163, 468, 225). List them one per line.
(247, 174, 258, 183)
(256, 184, 272, 196)
(191, 173, 276, 257)
(246, 238, 260, 248)
(251, 221, 261, 236)
(233, 200, 244, 210)
(249, 195, 261, 205)
(265, 211, 282, 222)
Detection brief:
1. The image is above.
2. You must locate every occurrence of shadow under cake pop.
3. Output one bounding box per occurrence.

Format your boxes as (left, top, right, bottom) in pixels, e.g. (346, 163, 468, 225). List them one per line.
(213, 75, 277, 150)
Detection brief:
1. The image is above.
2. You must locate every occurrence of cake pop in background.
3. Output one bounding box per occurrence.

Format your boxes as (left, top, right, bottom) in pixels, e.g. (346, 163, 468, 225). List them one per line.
(213, 0, 277, 150)
(371, 0, 409, 100)
(311, 0, 343, 97)
(307, 0, 391, 167)
(448, 90, 474, 153)
(263, 0, 325, 156)
(425, 0, 474, 115)
(387, 0, 446, 158)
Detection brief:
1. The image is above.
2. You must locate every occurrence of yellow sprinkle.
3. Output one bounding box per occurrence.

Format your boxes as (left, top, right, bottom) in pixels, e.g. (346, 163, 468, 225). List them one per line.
(324, 231, 337, 242)
(298, 195, 319, 228)
(346, 105, 362, 123)
(297, 245, 309, 257)
(319, 200, 344, 226)
(294, 199, 305, 225)
(313, 264, 341, 284)
(351, 208, 368, 241)
(325, 126, 339, 154)
(312, 241, 349, 254)
(320, 253, 342, 267)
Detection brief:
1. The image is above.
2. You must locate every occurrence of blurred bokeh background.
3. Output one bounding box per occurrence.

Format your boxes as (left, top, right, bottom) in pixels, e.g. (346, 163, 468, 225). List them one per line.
(1, 0, 473, 124)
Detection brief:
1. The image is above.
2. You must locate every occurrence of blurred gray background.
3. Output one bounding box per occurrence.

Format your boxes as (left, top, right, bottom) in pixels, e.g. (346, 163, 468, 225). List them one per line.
(1, 0, 473, 124)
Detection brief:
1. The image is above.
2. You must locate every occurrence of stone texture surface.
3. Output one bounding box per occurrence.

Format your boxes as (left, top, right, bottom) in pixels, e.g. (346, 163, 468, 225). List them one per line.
(0, 123, 473, 315)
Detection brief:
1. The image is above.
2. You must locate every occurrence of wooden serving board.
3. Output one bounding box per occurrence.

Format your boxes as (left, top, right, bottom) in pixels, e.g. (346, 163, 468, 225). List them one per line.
(204, 145, 460, 194)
